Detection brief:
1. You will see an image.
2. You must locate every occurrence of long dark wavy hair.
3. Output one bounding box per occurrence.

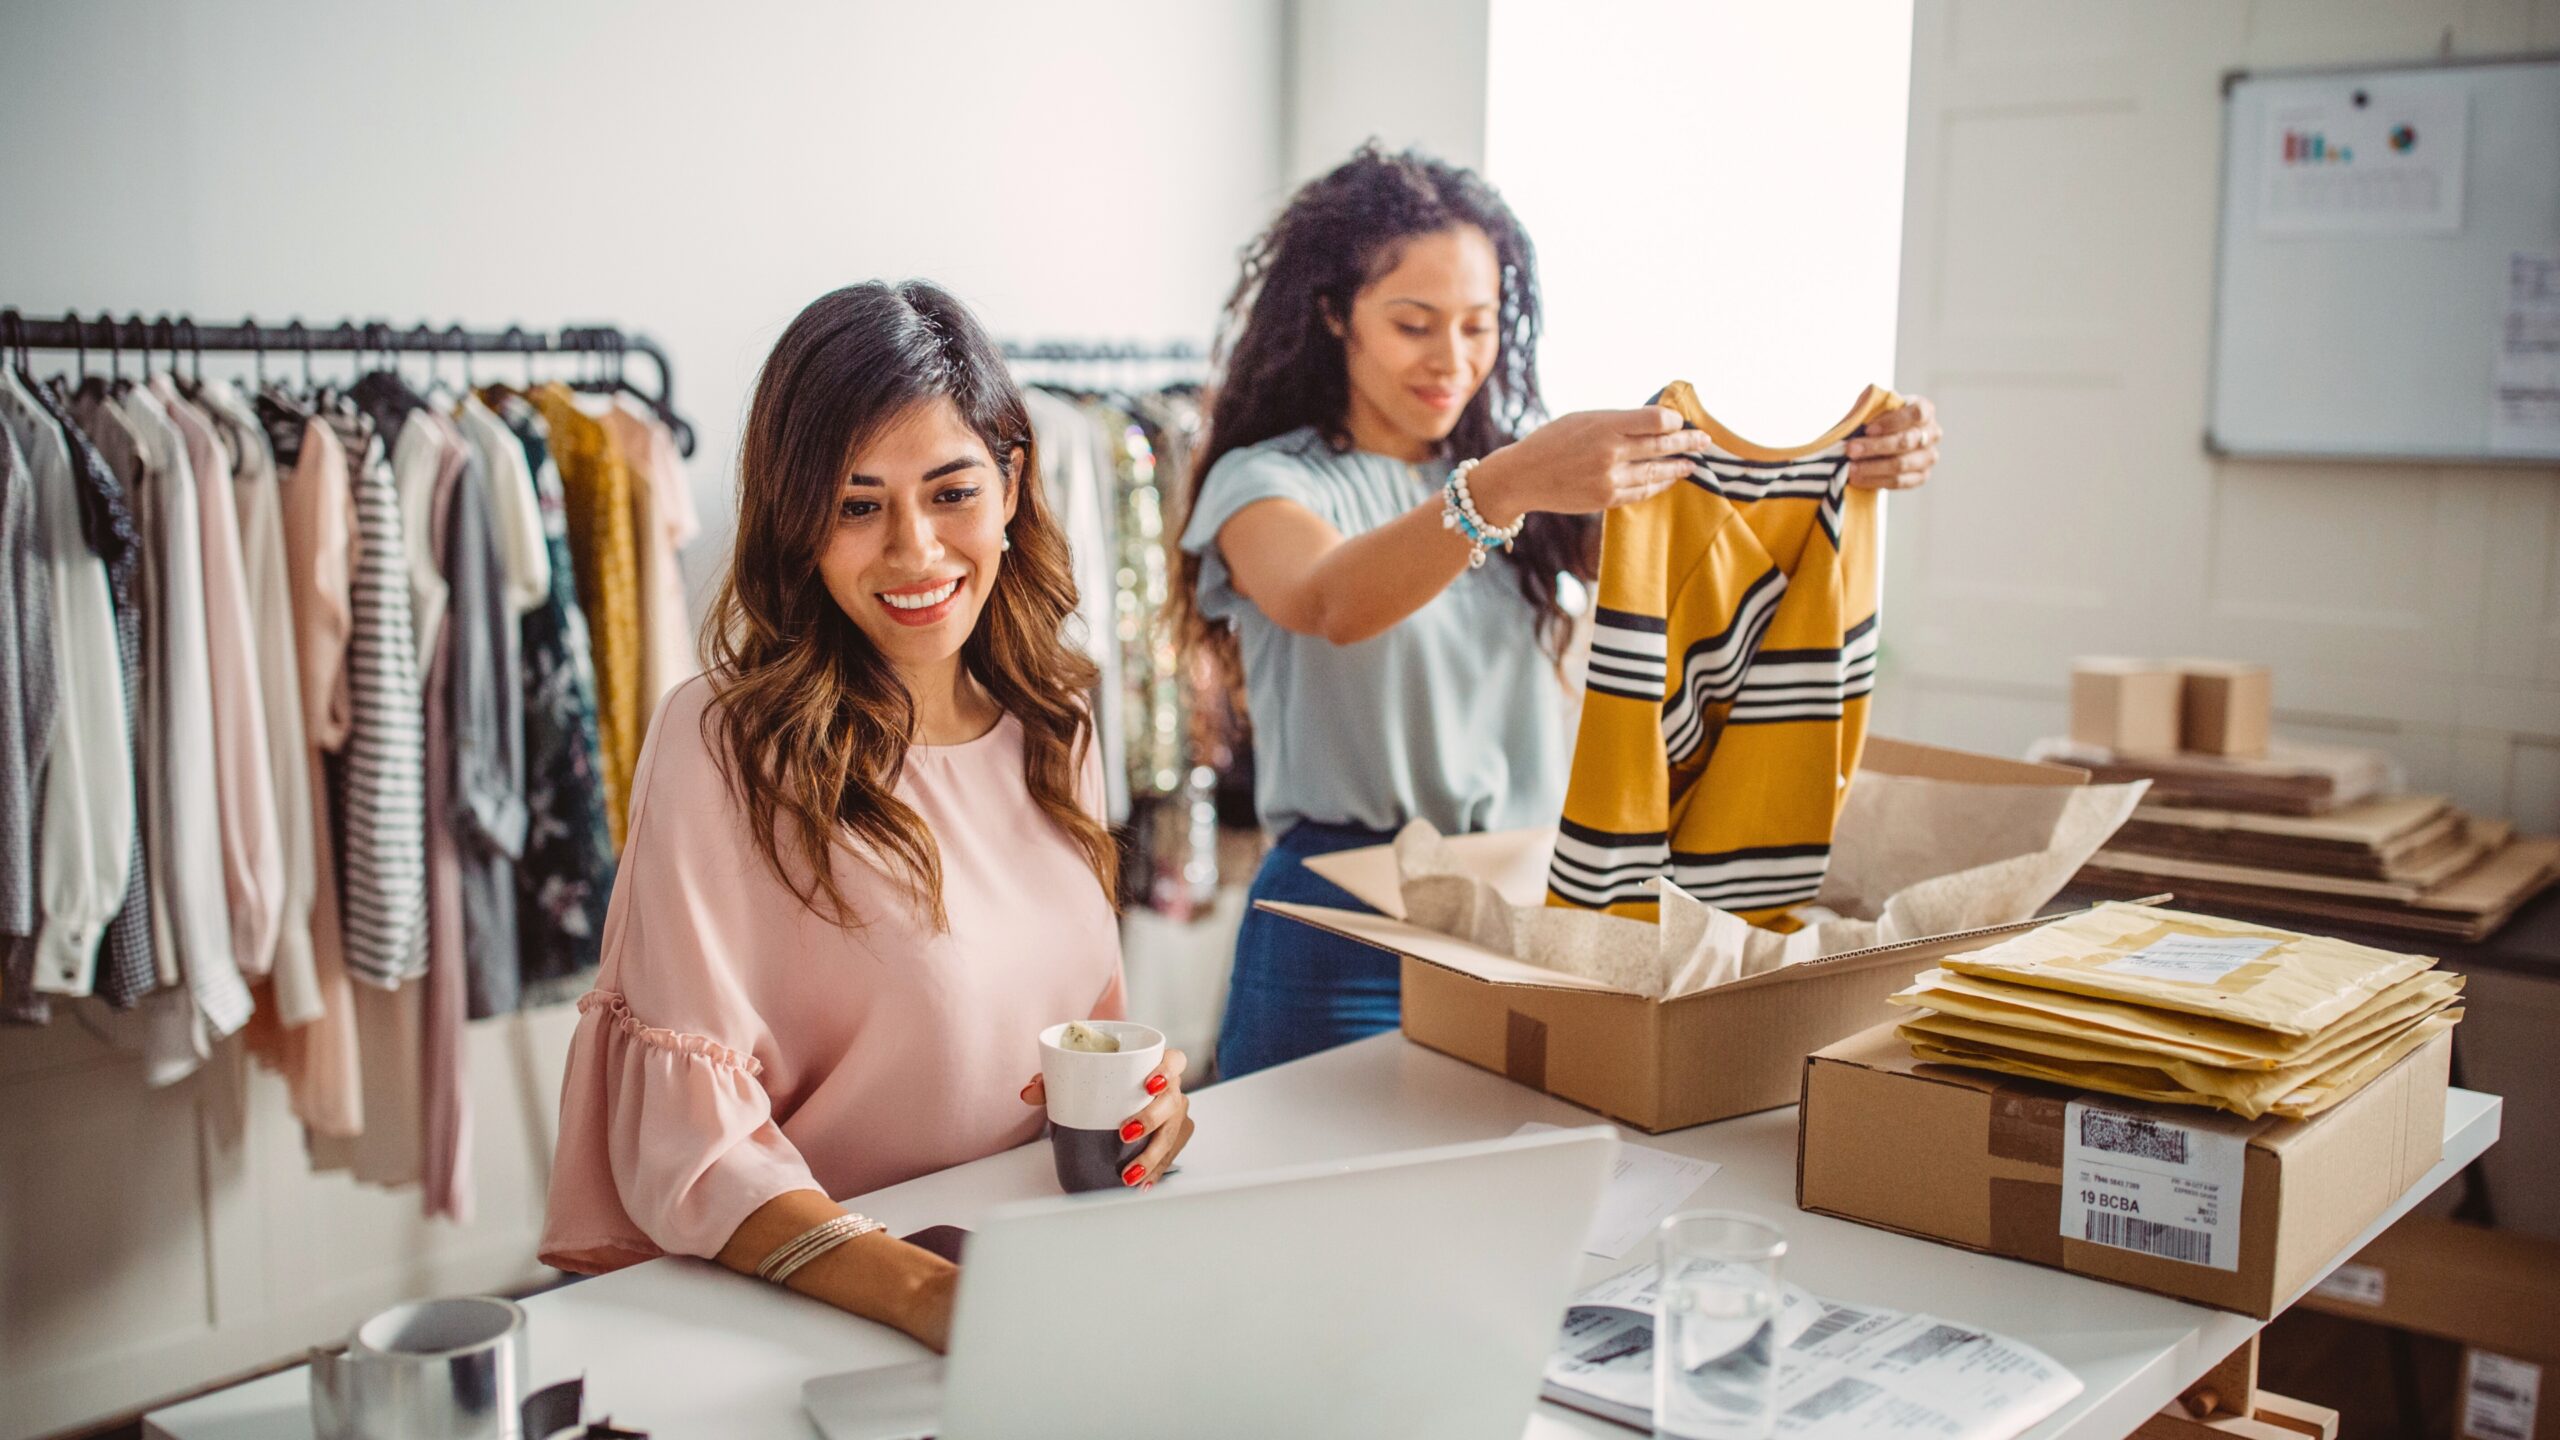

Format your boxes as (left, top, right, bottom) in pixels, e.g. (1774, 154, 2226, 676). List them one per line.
(1172, 142, 1598, 701)
(702, 281, 1117, 931)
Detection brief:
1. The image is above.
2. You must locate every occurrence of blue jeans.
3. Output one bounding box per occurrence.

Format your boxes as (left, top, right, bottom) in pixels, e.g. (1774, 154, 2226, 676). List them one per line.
(1215, 821, 1404, 1081)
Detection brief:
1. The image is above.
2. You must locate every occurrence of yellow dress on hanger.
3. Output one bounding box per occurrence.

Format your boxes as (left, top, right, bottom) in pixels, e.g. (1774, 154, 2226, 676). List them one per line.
(530, 384, 644, 849)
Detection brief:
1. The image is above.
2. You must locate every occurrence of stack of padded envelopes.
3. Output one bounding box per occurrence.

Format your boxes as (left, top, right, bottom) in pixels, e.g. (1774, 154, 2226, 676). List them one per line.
(1886, 901, 2462, 1120)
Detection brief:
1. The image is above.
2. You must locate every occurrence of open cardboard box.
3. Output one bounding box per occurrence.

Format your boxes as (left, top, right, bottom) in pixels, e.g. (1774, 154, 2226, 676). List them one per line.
(1261, 737, 2118, 1133)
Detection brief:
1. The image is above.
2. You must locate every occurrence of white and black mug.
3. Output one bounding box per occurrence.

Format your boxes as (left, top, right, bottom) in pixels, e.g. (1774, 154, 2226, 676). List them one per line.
(1037, 1020, 1165, 1193)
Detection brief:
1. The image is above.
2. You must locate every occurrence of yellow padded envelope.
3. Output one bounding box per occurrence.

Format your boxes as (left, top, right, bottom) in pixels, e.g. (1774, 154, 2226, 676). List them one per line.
(1888, 968, 2464, 1068)
(1937, 902, 2436, 1037)
(1896, 989, 2462, 1095)
(1902, 1011, 2459, 1119)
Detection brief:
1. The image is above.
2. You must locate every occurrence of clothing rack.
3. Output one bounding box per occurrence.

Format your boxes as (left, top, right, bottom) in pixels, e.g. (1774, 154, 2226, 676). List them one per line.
(1000, 338, 1207, 364)
(0, 308, 695, 456)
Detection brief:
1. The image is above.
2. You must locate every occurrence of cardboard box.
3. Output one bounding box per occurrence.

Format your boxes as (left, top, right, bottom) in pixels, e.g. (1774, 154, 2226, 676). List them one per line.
(2297, 1215, 2560, 1363)
(1797, 1021, 2450, 1318)
(2072, 657, 2184, 755)
(1261, 738, 2098, 1134)
(2179, 659, 2274, 758)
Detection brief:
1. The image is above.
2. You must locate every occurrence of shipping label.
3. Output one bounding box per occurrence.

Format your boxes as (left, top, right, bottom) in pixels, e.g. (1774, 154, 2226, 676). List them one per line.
(2099, 935, 2280, 985)
(2061, 1100, 2245, 1272)
(2464, 1351, 2542, 1440)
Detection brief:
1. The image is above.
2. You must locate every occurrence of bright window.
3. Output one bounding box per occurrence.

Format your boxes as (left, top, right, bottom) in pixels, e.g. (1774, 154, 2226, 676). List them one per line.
(1485, 0, 1915, 440)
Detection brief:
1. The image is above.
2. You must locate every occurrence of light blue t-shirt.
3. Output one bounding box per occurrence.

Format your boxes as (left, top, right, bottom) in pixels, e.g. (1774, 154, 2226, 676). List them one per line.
(1178, 426, 1565, 838)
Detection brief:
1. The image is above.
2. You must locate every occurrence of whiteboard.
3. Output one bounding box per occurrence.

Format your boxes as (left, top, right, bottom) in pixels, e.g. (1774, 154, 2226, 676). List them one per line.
(2209, 55, 2560, 463)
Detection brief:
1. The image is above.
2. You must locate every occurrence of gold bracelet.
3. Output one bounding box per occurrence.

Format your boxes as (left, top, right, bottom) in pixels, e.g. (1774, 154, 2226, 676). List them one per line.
(756, 1212, 884, 1284)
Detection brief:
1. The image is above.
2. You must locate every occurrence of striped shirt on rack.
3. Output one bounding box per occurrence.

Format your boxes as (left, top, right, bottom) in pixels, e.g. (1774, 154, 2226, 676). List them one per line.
(326, 411, 430, 986)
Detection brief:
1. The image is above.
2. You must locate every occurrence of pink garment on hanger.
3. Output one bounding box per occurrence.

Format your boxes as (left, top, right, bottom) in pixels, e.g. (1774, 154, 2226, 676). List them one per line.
(154, 381, 284, 982)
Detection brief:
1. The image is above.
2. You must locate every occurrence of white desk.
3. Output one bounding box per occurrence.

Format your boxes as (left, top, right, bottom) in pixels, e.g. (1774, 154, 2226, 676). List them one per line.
(146, 1032, 2501, 1440)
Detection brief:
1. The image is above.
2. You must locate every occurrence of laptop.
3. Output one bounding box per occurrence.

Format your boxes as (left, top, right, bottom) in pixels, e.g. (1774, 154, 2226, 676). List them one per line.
(804, 1126, 1617, 1440)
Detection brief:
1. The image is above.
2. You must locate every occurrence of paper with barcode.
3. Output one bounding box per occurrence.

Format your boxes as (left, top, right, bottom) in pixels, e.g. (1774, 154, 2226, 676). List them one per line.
(2061, 1100, 2246, 1272)
(2464, 1351, 2542, 1440)
(1542, 1265, 2082, 1438)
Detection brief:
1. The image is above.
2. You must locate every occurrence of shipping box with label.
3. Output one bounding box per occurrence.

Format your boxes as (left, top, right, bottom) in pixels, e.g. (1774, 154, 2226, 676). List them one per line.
(1796, 1020, 2450, 1317)
(2297, 1213, 2560, 1366)
(1262, 739, 2110, 1133)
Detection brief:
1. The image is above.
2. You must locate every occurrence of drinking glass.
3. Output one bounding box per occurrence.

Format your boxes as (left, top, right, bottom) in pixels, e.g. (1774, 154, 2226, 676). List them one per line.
(1653, 1210, 1786, 1440)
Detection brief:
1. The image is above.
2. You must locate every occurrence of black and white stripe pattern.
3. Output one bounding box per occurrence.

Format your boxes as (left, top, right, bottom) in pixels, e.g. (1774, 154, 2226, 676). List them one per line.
(1545, 817, 1671, 911)
(1682, 446, 1853, 547)
(1724, 614, 1879, 727)
(334, 424, 430, 987)
(1586, 607, 1667, 702)
(1659, 567, 1788, 764)
(1667, 842, 1833, 913)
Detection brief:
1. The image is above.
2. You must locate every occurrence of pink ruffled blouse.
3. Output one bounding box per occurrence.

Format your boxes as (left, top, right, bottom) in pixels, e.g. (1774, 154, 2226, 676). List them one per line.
(540, 677, 1123, 1273)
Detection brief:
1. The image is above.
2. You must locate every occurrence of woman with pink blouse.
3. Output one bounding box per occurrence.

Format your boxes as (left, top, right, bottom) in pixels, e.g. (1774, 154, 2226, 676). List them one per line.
(540, 282, 1196, 1352)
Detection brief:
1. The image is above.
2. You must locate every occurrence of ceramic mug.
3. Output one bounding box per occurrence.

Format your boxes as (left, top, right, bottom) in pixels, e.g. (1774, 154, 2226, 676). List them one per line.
(1037, 1020, 1166, 1192)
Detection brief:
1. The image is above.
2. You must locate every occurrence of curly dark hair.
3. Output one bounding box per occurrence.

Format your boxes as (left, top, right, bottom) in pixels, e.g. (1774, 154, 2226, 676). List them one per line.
(1171, 142, 1599, 705)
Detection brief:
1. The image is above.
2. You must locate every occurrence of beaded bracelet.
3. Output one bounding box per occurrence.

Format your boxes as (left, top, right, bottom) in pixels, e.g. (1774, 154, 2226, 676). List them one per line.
(1440, 458, 1523, 569)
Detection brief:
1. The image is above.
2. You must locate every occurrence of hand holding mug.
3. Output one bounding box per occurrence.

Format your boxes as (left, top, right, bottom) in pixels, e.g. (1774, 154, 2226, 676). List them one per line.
(1020, 1022, 1195, 1191)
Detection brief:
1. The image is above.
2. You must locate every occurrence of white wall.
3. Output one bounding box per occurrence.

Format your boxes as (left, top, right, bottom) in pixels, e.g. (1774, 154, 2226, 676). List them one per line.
(1882, 0, 2560, 828)
(0, 3, 1285, 1434)
(1485, 0, 1914, 431)
(1286, 0, 1490, 184)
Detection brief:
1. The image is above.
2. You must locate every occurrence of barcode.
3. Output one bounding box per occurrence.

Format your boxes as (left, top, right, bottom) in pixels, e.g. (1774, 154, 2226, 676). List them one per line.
(2467, 1394, 2526, 1440)
(2085, 1210, 2213, 1265)
(1884, 1323, 1983, 1366)
(1790, 1305, 1872, 1351)
(1786, 1377, 1881, 1423)
(2079, 1110, 2188, 1164)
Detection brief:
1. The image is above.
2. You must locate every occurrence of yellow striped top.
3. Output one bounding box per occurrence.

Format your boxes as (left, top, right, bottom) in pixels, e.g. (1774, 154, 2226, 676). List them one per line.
(1547, 381, 1898, 924)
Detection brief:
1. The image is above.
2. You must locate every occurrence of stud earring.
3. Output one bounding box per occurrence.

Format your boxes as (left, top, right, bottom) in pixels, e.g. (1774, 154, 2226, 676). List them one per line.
(1001, 534, 1012, 552)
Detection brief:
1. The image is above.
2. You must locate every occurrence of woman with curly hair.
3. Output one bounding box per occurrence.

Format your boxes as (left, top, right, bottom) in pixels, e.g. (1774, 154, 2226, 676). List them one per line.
(1175, 145, 1941, 1078)
(541, 281, 1194, 1351)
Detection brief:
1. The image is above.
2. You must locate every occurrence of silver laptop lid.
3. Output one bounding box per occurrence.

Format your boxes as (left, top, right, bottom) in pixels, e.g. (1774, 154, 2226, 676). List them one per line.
(933, 1125, 1615, 1440)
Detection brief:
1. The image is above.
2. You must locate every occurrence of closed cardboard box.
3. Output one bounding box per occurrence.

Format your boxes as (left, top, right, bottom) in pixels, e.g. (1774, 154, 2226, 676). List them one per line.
(2072, 658, 2184, 755)
(2298, 1215, 2560, 1364)
(1262, 740, 2102, 1134)
(2178, 659, 2274, 758)
(1797, 1021, 2450, 1318)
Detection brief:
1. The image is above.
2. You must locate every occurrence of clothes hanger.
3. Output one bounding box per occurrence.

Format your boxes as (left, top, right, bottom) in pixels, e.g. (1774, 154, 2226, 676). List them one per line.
(66, 311, 91, 394)
(102, 311, 129, 392)
(242, 314, 270, 392)
(1, 310, 30, 385)
(288, 318, 315, 397)
(449, 323, 476, 403)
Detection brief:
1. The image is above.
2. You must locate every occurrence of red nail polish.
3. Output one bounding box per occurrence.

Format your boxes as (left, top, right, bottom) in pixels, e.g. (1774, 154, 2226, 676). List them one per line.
(1120, 1120, 1144, 1143)
(1145, 1075, 1169, 1096)
(1142, 1180, 1155, 1191)
(1122, 1162, 1147, 1186)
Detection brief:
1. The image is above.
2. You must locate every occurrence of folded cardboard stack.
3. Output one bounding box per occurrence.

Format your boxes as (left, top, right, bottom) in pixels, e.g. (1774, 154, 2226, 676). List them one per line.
(1885, 902, 2464, 1119)
(2027, 736, 2396, 816)
(2029, 658, 2560, 941)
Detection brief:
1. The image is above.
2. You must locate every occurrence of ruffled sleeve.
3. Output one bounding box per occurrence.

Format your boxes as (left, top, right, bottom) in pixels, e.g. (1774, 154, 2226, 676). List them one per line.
(538, 680, 822, 1273)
